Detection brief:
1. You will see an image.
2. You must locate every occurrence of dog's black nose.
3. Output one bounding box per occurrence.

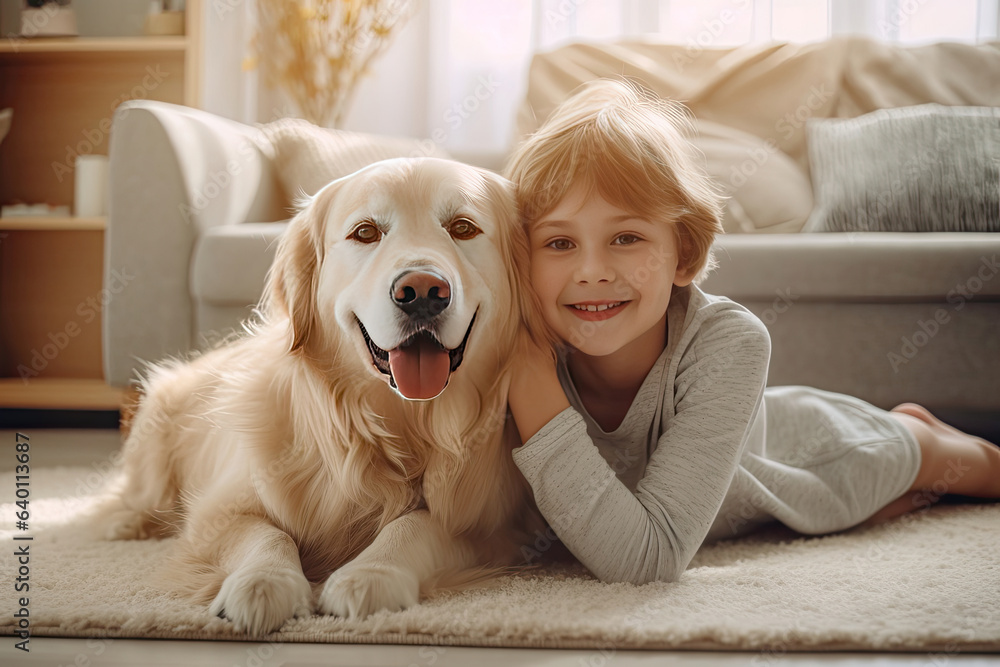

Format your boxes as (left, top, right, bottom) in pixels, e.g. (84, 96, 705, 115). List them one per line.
(392, 269, 451, 319)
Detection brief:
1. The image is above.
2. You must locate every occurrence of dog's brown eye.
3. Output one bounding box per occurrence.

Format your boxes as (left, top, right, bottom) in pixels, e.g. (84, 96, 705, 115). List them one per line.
(449, 218, 481, 240)
(351, 223, 382, 244)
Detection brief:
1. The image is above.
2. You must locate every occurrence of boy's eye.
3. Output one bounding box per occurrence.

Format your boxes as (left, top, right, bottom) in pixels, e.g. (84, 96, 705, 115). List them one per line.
(614, 234, 641, 245)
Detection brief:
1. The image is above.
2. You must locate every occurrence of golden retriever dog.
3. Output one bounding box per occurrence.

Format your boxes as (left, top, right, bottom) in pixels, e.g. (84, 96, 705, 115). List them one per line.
(88, 158, 550, 635)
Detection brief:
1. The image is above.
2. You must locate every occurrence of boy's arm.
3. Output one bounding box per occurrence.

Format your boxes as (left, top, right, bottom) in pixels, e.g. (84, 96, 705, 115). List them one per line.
(511, 308, 770, 585)
(507, 340, 570, 445)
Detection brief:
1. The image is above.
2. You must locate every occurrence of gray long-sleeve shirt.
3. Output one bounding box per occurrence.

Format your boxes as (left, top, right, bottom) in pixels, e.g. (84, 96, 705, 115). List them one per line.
(511, 283, 922, 585)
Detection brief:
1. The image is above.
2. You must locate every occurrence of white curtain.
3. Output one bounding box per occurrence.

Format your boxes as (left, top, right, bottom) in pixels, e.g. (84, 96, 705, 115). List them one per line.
(208, 0, 1000, 168)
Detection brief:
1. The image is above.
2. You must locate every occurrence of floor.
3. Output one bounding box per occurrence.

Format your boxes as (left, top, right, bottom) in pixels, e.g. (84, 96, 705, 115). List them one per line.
(8, 638, 1000, 666)
(2, 428, 999, 666)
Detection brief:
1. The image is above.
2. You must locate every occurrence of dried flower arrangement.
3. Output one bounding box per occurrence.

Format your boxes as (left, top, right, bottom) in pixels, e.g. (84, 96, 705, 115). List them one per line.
(247, 0, 416, 128)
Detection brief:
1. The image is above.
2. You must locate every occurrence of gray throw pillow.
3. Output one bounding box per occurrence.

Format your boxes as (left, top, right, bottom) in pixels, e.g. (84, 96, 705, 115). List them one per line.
(802, 104, 1000, 233)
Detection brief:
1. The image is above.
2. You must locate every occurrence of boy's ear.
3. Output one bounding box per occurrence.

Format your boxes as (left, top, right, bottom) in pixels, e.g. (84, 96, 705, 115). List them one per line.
(671, 224, 698, 287)
(673, 264, 697, 287)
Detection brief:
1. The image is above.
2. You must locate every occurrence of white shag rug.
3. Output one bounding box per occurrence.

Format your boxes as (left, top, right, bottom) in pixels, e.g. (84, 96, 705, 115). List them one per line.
(2, 465, 999, 652)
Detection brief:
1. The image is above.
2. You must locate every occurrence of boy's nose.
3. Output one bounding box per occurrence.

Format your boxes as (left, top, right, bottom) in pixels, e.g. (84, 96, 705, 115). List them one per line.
(572, 249, 616, 284)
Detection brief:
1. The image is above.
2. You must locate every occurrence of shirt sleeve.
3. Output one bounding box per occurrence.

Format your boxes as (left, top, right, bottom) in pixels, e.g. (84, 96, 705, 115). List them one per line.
(511, 307, 771, 584)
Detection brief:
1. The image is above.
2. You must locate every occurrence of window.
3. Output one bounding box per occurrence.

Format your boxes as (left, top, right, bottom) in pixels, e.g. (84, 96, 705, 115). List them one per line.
(334, 0, 1000, 158)
(891, 0, 982, 43)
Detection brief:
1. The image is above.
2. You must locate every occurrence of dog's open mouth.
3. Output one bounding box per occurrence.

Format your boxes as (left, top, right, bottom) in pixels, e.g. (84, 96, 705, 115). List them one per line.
(356, 312, 476, 400)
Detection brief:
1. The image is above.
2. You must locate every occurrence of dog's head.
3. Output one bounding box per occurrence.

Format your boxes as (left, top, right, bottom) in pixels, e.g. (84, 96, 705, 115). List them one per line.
(263, 157, 540, 401)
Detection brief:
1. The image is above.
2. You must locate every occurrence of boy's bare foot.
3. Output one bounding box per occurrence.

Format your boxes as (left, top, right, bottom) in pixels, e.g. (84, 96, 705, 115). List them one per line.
(889, 403, 999, 449)
(862, 403, 1000, 528)
(888, 402, 1000, 497)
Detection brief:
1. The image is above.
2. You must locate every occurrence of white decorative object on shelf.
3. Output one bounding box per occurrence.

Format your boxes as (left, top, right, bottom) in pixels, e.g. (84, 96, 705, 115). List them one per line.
(1, 203, 71, 217)
(74, 155, 109, 217)
(19, 0, 79, 38)
(143, 0, 185, 36)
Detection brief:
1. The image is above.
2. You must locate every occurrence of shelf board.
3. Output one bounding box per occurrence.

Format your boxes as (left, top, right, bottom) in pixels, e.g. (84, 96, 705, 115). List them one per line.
(0, 36, 187, 56)
(0, 378, 124, 410)
(0, 216, 105, 231)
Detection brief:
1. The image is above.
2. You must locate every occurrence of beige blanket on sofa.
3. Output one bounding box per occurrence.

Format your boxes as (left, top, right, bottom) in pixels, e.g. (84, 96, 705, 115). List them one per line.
(516, 36, 1000, 171)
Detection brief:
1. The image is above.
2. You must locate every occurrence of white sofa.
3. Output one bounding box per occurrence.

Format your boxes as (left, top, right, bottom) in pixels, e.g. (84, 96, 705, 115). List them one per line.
(104, 37, 1000, 438)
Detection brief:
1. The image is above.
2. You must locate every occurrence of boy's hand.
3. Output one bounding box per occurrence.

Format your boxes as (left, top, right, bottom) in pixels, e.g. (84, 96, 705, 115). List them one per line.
(507, 335, 571, 446)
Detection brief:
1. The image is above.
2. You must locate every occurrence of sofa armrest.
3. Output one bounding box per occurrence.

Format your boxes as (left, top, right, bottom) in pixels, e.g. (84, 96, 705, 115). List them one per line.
(104, 100, 286, 387)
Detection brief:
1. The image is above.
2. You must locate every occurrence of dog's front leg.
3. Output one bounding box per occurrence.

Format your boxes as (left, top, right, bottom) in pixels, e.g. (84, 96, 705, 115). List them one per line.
(196, 514, 313, 635)
(318, 508, 475, 619)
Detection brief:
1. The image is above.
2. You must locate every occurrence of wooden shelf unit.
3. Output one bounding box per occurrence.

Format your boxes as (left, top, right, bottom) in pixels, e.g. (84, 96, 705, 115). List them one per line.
(0, 377, 124, 411)
(0, 36, 188, 55)
(0, 3, 202, 411)
(0, 216, 106, 231)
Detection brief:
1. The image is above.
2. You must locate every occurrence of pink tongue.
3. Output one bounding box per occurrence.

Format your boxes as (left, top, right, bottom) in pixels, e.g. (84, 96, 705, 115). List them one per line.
(388, 335, 451, 399)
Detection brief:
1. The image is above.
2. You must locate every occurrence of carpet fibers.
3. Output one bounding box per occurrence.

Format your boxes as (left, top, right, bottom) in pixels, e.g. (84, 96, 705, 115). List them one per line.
(2, 466, 998, 652)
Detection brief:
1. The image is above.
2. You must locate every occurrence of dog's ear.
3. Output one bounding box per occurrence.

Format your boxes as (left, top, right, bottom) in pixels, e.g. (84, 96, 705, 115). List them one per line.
(482, 173, 561, 358)
(262, 188, 330, 352)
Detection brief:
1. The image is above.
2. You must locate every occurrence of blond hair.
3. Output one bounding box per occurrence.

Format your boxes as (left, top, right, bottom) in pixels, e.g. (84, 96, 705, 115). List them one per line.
(504, 78, 725, 285)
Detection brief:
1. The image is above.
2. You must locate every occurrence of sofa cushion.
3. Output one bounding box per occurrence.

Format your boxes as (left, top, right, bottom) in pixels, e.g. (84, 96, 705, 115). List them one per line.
(701, 232, 1000, 301)
(190, 222, 288, 306)
(254, 117, 450, 199)
(690, 119, 813, 233)
(803, 105, 1000, 233)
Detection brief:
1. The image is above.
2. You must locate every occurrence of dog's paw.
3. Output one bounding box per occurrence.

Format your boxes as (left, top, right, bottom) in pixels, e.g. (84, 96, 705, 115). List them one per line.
(210, 565, 312, 635)
(318, 562, 420, 619)
(103, 508, 151, 541)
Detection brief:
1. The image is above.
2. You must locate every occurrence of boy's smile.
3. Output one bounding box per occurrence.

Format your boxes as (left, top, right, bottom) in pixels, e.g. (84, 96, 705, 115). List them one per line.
(567, 299, 630, 321)
(529, 184, 695, 368)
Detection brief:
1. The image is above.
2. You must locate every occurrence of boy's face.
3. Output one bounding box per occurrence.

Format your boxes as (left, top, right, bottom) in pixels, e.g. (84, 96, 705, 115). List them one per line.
(528, 184, 695, 358)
